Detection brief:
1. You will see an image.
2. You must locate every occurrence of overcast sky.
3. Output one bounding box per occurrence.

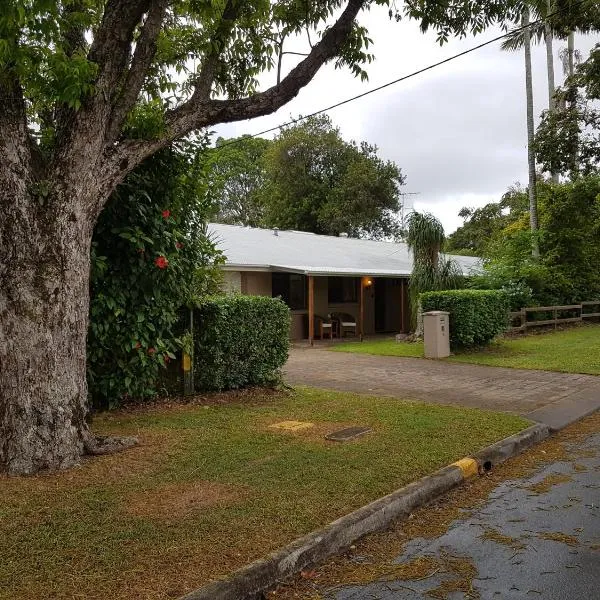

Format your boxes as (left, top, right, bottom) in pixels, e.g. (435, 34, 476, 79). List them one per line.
(214, 5, 597, 234)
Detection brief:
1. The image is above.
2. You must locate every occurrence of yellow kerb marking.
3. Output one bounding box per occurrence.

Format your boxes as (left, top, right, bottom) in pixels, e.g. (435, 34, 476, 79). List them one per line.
(453, 458, 479, 479)
(269, 421, 314, 432)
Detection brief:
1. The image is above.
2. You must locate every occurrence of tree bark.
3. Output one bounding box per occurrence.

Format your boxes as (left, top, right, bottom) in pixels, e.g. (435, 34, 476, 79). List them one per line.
(523, 9, 540, 259)
(0, 183, 93, 474)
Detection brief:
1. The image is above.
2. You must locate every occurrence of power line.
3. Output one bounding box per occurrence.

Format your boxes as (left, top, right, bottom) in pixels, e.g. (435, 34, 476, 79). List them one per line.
(214, 0, 591, 150)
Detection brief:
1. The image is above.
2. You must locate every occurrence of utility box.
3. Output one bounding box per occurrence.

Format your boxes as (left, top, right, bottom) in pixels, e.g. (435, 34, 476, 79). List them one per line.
(423, 311, 450, 359)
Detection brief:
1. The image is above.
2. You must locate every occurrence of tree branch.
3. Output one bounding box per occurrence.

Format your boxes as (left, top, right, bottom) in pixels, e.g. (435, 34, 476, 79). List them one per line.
(53, 0, 151, 188)
(0, 73, 39, 187)
(186, 1, 240, 105)
(105, 0, 169, 143)
(103, 0, 367, 188)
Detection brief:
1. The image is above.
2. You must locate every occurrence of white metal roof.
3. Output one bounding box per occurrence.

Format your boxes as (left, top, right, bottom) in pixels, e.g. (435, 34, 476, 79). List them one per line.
(207, 223, 480, 277)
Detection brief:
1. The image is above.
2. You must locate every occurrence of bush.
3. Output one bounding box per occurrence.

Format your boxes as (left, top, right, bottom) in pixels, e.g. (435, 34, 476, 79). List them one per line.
(420, 289, 509, 348)
(88, 142, 223, 410)
(193, 295, 290, 391)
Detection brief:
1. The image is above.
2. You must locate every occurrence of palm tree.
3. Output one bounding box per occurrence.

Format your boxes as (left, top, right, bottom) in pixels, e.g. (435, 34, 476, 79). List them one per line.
(502, 1, 560, 184)
(523, 8, 540, 258)
(406, 212, 463, 331)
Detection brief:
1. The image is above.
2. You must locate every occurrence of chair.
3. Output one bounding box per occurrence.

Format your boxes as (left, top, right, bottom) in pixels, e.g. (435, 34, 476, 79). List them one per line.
(305, 314, 334, 339)
(331, 312, 357, 337)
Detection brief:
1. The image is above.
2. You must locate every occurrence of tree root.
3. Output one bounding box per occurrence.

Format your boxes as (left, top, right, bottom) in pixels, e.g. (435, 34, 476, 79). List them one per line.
(83, 433, 138, 456)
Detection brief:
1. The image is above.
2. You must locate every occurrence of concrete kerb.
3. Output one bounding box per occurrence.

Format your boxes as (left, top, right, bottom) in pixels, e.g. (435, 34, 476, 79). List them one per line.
(180, 423, 549, 600)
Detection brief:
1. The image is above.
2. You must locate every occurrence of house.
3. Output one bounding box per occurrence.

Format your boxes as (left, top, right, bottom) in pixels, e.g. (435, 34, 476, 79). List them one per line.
(207, 223, 479, 342)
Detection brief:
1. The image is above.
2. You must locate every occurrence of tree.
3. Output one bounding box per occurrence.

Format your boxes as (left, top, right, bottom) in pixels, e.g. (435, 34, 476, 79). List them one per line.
(206, 135, 271, 227)
(445, 189, 529, 256)
(261, 114, 405, 238)
(406, 212, 463, 328)
(0, 1, 527, 474)
(535, 44, 600, 176)
(502, 1, 561, 182)
(523, 7, 541, 258)
(470, 177, 600, 305)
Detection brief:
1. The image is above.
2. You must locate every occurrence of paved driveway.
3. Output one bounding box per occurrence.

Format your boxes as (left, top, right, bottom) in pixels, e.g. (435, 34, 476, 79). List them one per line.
(285, 348, 600, 416)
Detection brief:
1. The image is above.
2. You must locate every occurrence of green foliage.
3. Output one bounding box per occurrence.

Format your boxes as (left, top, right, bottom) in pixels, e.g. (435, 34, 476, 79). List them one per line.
(3, 1, 530, 157)
(406, 211, 464, 327)
(88, 141, 224, 409)
(420, 289, 509, 348)
(446, 187, 528, 256)
(535, 43, 600, 178)
(453, 178, 600, 306)
(206, 135, 271, 226)
(251, 114, 405, 238)
(193, 295, 290, 391)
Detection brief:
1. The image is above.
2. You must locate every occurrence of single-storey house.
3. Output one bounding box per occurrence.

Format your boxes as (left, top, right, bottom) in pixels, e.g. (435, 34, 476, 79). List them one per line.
(208, 223, 479, 342)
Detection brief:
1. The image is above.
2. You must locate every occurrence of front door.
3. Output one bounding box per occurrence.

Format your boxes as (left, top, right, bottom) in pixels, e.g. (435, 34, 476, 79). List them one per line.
(374, 278, 386, 332)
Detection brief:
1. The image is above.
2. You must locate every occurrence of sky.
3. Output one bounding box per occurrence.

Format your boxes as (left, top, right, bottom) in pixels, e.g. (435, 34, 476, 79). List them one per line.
(214, 4, 598, 234)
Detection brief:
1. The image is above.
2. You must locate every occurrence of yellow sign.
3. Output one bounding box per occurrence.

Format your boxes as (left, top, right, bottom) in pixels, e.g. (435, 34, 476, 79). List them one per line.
(182, 353, 191, 372)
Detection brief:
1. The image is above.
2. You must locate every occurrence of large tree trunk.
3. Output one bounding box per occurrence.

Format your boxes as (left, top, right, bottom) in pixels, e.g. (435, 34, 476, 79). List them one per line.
(523, 8, 540, 259)
(0, 185, 94, 474)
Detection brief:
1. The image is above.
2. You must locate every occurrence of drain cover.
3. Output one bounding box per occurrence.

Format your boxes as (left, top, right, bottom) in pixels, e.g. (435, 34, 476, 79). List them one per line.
(325, 426, 372, 442)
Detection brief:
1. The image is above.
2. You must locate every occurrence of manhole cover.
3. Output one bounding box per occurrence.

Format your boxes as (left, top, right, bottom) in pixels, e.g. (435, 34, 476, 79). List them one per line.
(268, 420, 314, 432)
(325, 426, 372, 442)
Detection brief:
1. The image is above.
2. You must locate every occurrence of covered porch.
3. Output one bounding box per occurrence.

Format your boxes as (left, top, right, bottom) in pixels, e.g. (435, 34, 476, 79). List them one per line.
(269, 269, 410, 343)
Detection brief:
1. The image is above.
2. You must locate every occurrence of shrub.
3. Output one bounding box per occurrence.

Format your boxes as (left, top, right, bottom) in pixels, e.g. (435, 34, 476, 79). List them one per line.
(420, 289, 509, 348)
(88, 142, 223, 410)
(193, 295, 290, 391)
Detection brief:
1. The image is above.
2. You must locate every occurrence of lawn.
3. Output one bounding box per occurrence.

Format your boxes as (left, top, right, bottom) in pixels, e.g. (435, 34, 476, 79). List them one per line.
(0, 388, 529, 600)
(331, 324, 600, 375)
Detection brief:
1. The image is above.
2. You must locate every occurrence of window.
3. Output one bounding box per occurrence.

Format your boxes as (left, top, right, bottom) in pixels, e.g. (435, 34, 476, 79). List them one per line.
(328, 277, 358, 303)
(272, 273, 306, 310)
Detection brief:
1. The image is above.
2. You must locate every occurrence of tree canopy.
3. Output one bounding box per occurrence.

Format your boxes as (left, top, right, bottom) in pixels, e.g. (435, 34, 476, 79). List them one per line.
(206, 116, 405, 238)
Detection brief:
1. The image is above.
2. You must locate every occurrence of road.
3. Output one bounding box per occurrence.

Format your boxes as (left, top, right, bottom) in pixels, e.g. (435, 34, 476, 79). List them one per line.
(274, 414, 600, 600)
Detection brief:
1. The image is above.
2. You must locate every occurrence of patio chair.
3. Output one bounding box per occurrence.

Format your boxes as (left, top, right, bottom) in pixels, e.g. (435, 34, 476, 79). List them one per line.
(305, 314, 334, 339)
(331, 312, 357, 337)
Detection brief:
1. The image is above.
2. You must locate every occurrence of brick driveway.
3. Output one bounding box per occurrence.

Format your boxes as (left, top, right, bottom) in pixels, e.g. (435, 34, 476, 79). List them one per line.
(284, 347, 600, 415)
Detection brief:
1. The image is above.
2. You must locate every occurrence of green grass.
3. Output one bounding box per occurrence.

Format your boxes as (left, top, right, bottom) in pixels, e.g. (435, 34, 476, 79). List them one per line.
(331, 338, 426, 357)
(0, 387, 528, 600)
(331, 324, 600, 375)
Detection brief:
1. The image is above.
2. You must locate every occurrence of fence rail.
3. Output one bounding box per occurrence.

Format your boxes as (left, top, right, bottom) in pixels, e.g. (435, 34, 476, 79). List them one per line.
(509, 301, 600, 332)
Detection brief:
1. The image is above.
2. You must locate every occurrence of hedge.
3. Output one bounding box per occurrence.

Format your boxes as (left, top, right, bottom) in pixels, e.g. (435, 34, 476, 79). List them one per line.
(420, 289, 509, 348)
(193, 295, 290, 391)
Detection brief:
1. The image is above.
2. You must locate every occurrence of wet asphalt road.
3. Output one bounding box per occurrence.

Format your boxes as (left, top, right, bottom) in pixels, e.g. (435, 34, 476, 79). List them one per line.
(329, 432, 600, 600)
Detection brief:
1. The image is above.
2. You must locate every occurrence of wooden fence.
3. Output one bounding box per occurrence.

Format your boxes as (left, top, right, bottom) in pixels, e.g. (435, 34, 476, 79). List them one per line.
(509, 301, 600, 332)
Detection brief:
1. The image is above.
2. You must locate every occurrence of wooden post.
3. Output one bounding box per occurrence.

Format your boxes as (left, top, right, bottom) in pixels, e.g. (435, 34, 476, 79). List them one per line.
(400, 278, 406, 333)
(308, 275, 314, 346)
(359, 277, 365, 341)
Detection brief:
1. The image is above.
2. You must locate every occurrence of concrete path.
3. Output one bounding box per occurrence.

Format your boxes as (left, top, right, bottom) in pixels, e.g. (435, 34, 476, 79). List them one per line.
(285, 348, 600, 420)
(329, 427, 600, 600)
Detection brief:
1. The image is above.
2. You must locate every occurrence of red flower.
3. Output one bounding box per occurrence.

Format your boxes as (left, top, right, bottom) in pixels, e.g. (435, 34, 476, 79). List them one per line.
(148, 347, 156, 355)
(154, 256, 169, 269)
(175, 242, 184, 249)
(162, 209, 171, 219)
(163, 354, 170, 364)
(135, 341, 141, 349)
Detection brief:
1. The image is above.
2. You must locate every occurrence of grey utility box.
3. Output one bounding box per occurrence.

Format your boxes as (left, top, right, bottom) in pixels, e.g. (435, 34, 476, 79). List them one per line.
(423, 311, 450, 359)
